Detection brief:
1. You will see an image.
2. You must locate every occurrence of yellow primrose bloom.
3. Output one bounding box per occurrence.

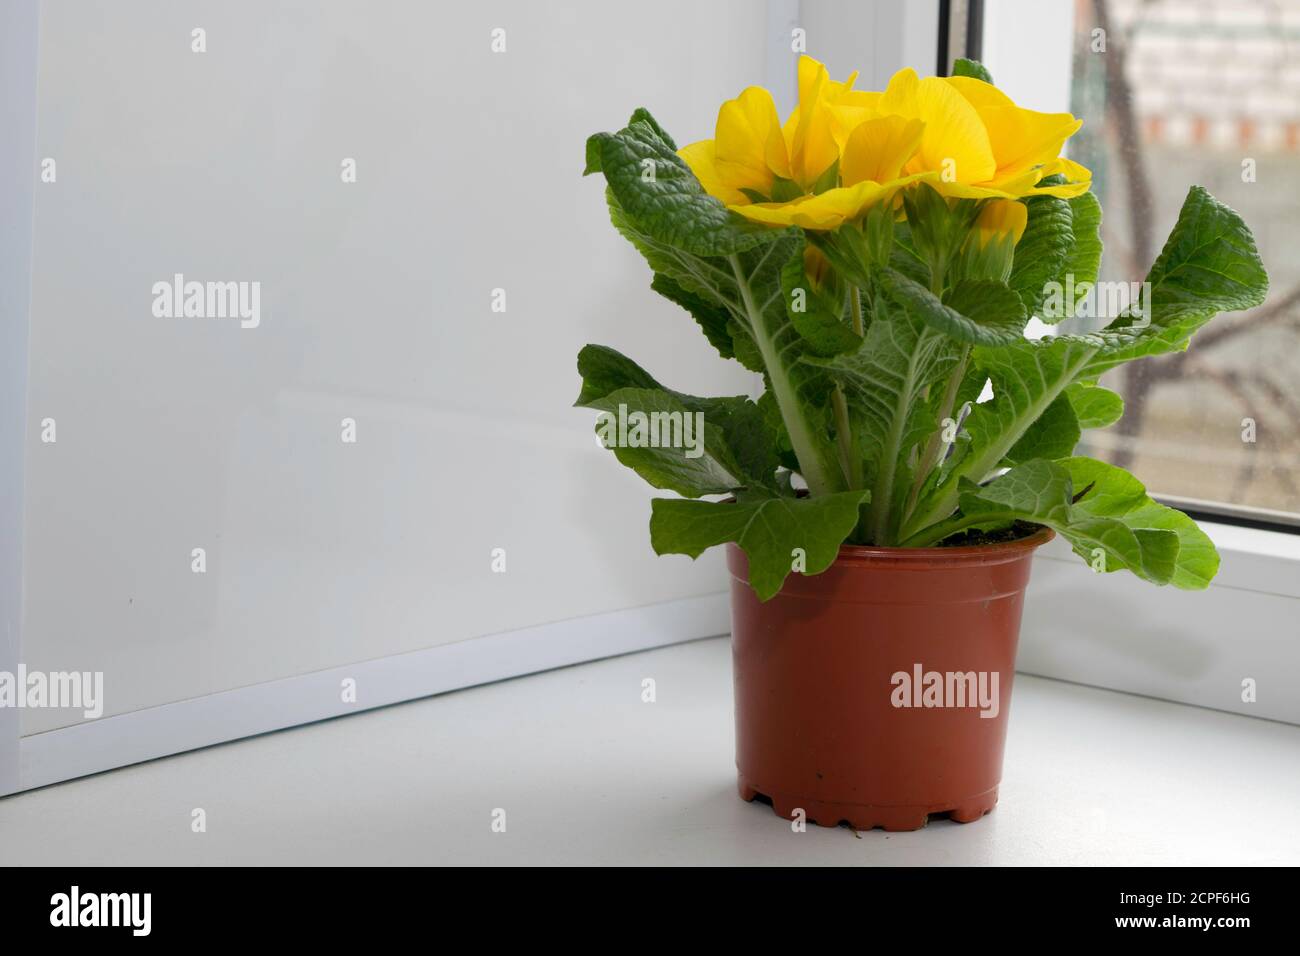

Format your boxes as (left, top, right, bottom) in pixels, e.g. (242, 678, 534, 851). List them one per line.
(679, 57, 859, 206)
(677, 57, 1089, 233)
(679, 57, 938, 231)
(732, 113, 931, 230)
(877, 68, 1090, 200)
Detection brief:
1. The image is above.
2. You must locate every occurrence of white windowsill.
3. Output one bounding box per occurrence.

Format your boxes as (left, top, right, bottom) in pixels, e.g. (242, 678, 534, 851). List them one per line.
(1020, 518, 1300, 726)
(1, 636, 1296, 866)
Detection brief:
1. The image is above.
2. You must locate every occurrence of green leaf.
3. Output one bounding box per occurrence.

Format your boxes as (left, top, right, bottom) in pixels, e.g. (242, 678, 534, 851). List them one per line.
(583, 387, 745, 497)
(601, 189, 843, 493)
(1065, 382, 1124, 429)
(1062, 457, 1219, 589)
(573, 343, 661, 407)
(627, 107, 676, 150)
(953, 460, 1182, 586)
(730, 241, 846, 495)
(574, 345, 777, 488)
(890, 222, 931, 287)
(957, 459, 1073, 527)
(881, 269, 1025, 346)
(586, 111, 793, 256)
(1009, 195, 1073, 317)
(781, 242, 861, 358)
(899, 333, 1098, 541)
(650, 272, 736, 360)
(649, 488, 869, 601)
(1075, 186, 1268, 375)
(952, 58, 994, 84)
(1050, 191, 1102, 321)
(757, 389, 800, 473)
(903, 187, 1266, 543)
(807, 291, 963, 542)
(1004, 391, 1080, 464)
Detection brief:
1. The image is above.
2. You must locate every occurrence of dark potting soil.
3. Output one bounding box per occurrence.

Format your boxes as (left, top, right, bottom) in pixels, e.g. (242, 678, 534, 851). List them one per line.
(936, 520, 1043, 548)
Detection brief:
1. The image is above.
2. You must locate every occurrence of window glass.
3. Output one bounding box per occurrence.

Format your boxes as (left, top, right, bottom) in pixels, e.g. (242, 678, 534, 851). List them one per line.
(1066, 0, 1299, 519)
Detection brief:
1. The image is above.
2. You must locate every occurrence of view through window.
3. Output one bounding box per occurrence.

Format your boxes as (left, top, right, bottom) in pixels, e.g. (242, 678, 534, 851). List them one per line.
(1065, 0, 1299, 521)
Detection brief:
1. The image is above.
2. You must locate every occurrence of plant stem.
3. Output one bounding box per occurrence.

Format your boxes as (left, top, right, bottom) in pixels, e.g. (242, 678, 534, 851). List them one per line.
(902, 346, 969, 525)
(729, 253, 842, 497)
(831, 385, 861, 490)
(898, 348, 1098, 542)
(898, 511, 995, 548)
(834, 284, 865, 491)
(865, 329, 933, 546)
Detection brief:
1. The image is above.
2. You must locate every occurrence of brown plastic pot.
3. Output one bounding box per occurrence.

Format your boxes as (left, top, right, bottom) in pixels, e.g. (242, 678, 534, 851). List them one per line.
(727, 526, 1054, 832)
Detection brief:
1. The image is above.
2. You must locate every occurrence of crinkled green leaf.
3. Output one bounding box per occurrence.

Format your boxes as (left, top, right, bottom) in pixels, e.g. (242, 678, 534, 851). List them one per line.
(585, 110, 793, 256)
(649, 488, 869, 601)
(1049, 191, 1102, 322)
(882, 269, 1026, 346)
(807, 290, 962, 542)
(782, 242, 862, 358)
(1009, 195, 1073, 317)
(583, 387, 745, 497)
(903, 186, 1266, 544)
(1062, 457, 1219, 589)
(1074, 186, 1268, 375)
(574, 344, 777, 488)
(954, 460, 1182, 586)
(603, 188, 843, 493)
(650, 272, 735, 360)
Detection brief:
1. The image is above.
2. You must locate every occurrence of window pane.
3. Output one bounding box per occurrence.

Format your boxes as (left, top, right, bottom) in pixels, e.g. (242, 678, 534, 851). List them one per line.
(1067, 0, 1299, 520)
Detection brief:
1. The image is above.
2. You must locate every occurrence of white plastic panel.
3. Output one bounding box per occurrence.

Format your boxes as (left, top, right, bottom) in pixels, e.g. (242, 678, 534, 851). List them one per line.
(22, 0, 767, 732)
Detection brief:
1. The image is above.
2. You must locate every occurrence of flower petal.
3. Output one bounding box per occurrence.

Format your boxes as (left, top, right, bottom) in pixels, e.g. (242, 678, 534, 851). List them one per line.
(715, 86, 790, 193)
(841, 115, 925, 187)
(882, 68, 997, 184)
(678, 139, 750, 206)
(730, 172, 933, 230)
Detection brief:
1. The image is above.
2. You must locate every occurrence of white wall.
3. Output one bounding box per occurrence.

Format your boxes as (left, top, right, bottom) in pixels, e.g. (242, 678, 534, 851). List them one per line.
(0, 0, 40, 792)
(979, 0, 1075, 113)
(22, 0, 768, 732)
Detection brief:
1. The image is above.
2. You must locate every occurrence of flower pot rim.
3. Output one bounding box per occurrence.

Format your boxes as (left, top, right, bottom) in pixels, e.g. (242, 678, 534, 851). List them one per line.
(832, 525, 1055, 564)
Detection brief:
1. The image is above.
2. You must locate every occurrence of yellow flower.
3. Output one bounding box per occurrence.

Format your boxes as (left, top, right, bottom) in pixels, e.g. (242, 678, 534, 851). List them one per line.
(878, 68, 1090, 200)
(679, 57, 934, 231)
(677, 57, 1089, 233)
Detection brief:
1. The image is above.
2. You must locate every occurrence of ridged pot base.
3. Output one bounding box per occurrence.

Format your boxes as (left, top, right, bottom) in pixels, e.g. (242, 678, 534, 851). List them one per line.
(738, 773, 999, 832)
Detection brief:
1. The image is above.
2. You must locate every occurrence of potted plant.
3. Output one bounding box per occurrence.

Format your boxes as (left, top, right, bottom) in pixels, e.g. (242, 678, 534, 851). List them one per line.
(576, 57, 1268, 830)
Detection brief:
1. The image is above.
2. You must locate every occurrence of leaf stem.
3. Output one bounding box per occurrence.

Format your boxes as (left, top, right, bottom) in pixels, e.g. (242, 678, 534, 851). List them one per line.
(849, 284, 865, 336)
(903, 346, 970, 525)
(729, 253, 842, 497)
(898, 510, 995, 548)
(831, 385, 861, 490)
(898, 347, 1097, 542)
